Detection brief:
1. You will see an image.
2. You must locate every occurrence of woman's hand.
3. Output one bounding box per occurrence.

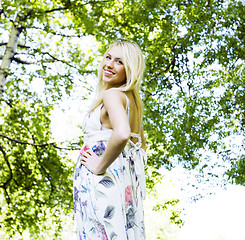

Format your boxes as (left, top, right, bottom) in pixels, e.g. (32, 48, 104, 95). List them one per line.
(80, 149, 106, 175)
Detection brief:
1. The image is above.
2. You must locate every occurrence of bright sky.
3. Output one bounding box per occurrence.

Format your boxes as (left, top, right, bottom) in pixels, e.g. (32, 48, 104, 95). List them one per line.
(178, 185, 245, 240)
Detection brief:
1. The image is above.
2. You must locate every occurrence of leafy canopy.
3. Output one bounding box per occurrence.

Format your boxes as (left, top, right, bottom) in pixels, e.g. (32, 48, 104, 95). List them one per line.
(0, 0, 245, 238)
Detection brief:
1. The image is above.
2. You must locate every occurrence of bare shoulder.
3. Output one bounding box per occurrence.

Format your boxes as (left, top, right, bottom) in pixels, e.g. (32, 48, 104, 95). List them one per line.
(103, 88, 125, 98)
(102, 88, 126, 106)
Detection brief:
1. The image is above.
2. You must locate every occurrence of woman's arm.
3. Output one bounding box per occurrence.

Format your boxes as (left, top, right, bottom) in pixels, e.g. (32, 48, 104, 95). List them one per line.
(81, 89, 131, 175)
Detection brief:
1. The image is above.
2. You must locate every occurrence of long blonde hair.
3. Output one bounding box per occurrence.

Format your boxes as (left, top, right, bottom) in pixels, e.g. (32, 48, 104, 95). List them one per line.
(90, 40, 145, 125)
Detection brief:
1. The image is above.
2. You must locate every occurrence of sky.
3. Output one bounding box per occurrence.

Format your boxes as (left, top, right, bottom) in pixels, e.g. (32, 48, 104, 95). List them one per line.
(178, 185, 245, 240)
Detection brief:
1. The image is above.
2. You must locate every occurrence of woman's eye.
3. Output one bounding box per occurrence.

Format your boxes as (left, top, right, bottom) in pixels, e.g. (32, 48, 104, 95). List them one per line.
(106, 55, 111, 60)
(118, 60, 123, 65)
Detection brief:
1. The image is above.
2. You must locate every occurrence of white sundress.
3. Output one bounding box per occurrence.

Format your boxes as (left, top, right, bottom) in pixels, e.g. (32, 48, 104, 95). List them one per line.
(73, 96, 147, 240)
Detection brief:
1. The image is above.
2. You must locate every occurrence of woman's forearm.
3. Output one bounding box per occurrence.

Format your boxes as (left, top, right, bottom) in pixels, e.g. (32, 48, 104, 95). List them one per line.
(98, 130, 130, 173)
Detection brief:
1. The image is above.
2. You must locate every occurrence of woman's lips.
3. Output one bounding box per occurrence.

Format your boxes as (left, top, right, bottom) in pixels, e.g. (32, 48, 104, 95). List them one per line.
(104, 69, 115, 76)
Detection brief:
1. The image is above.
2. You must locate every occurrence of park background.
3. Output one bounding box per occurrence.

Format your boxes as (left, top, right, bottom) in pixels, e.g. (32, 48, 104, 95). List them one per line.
(1, 0, 245, 239)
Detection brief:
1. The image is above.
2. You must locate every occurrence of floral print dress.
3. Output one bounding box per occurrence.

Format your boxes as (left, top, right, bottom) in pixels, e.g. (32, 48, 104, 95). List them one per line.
(73, 100, 147, 240)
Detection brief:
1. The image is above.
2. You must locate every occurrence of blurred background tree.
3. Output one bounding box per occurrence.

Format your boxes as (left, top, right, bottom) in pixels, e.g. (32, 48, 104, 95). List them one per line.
(0, 0, 244, 239)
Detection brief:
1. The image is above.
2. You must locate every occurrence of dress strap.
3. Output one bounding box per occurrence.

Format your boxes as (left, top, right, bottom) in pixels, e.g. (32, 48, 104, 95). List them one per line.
(123, 93, 130, 119)
(126, 139, 147, 199)
(131, 132, 141, 139)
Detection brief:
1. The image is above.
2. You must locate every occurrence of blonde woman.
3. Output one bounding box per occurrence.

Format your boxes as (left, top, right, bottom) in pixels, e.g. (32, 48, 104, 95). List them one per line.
(73, 41, 147, 239)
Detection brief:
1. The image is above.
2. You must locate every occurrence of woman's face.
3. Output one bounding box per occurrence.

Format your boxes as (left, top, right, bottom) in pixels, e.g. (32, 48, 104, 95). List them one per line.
(102, 46, 126, 88)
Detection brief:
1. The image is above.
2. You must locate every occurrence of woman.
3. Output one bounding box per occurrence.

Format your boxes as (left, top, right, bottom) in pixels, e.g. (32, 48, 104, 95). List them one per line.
(73, 41, 147, 240)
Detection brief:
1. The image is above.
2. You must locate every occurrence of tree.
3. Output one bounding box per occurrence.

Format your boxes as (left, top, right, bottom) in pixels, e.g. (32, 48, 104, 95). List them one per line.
(0, 0, 101, 238)
(1, 0, 245, 238)
(70, 0, 245, 181)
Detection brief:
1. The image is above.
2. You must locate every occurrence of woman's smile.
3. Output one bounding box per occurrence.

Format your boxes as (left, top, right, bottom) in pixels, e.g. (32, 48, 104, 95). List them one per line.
(104, 69, 115, 76)
(102, 46, 126, 88)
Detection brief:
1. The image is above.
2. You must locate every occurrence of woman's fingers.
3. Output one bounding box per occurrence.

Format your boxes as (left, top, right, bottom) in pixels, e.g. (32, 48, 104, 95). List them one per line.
(80, 156, 86, 162)
(86, 149, 94, 155)
(83, 150, 92, 157)
(80, 150, 94, 164)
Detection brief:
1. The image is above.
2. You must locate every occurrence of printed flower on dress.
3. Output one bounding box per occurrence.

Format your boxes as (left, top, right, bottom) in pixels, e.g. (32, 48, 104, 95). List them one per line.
(80, 200, 88, 221)
(92, 141, 106, 156)
(122, 150, 126, 158)
(80, 144, 90, 155)
(129, 156, 136, 174)
(99, 176, 115, 188)
(74, 164, 81, 180)
(82, 230, 86, 240)
(125, 185, 135, 229)
(89, 218, 108, 240)
(73, 187, 79, 213)
(125, 185, 133, 207)
(81, 200, 88, 207)
(113, 166, 125, 178)
(104, 205, 115, 220)
(126, 208, 136, 229)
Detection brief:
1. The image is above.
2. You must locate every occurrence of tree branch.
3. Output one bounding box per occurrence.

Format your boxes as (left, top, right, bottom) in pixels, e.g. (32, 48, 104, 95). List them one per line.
(32, 135, 54, 200)
(42, 52, 75, 68)
(30, 24, 89, 38)
(11, 56, 34, 64)
(17, 44, 30, 49)
(44, 7, 68, 14)
(0, 43, 30, 49)
(0, 134, 79, 150)
(10, 51, 76, 68)
(0, 144, 13, 190)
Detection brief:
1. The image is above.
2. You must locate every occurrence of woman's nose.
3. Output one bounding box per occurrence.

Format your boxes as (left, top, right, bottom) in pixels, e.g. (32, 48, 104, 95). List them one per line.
(106, 59, 113, 68)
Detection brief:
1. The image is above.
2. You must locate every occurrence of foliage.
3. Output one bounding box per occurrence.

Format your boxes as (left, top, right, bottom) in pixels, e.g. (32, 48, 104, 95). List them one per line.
(153, 200, 183, 226)
(0, 0, 96, 238)
(69, 0, 245, 175)
(1, 0, 245, 238)
(0, 79, 73, 238)
(144, 177, 182, 240)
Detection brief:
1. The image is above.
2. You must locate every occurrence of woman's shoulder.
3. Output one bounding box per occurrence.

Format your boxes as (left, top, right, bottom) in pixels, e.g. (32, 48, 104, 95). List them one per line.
(103, 88, 128, 104)
(103, 88, 125, 96)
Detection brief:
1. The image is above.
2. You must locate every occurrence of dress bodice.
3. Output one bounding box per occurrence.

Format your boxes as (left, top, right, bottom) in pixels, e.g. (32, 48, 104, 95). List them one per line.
(81, 103, 147, 198)
(82, 103, 142, 146)
(82, 105, 103, 134)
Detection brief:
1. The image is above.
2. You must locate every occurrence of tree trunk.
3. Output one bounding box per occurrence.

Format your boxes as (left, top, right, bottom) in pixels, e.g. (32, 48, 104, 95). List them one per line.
(0, 16, 23, 97)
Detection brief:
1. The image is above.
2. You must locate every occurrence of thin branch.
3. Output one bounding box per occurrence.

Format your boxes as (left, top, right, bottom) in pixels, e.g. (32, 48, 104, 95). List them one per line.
(42, 52, 75, 68)
(0, 7, 8, 20)
(0, 134, 79, 150)
(44, 7, 68, 14)
(31, 25, 88, 38)
(11, 56, 34, 64)
(1, 98, 13, 108)
(51, 31, 87, 38)
(21, 7, 69, 21)
(32, 135, 54, 200)
(0, 43, 30, 49)
(0, 144, 13, 189)
(11, 51, 77, 68)
(17, 44, 31, 49)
